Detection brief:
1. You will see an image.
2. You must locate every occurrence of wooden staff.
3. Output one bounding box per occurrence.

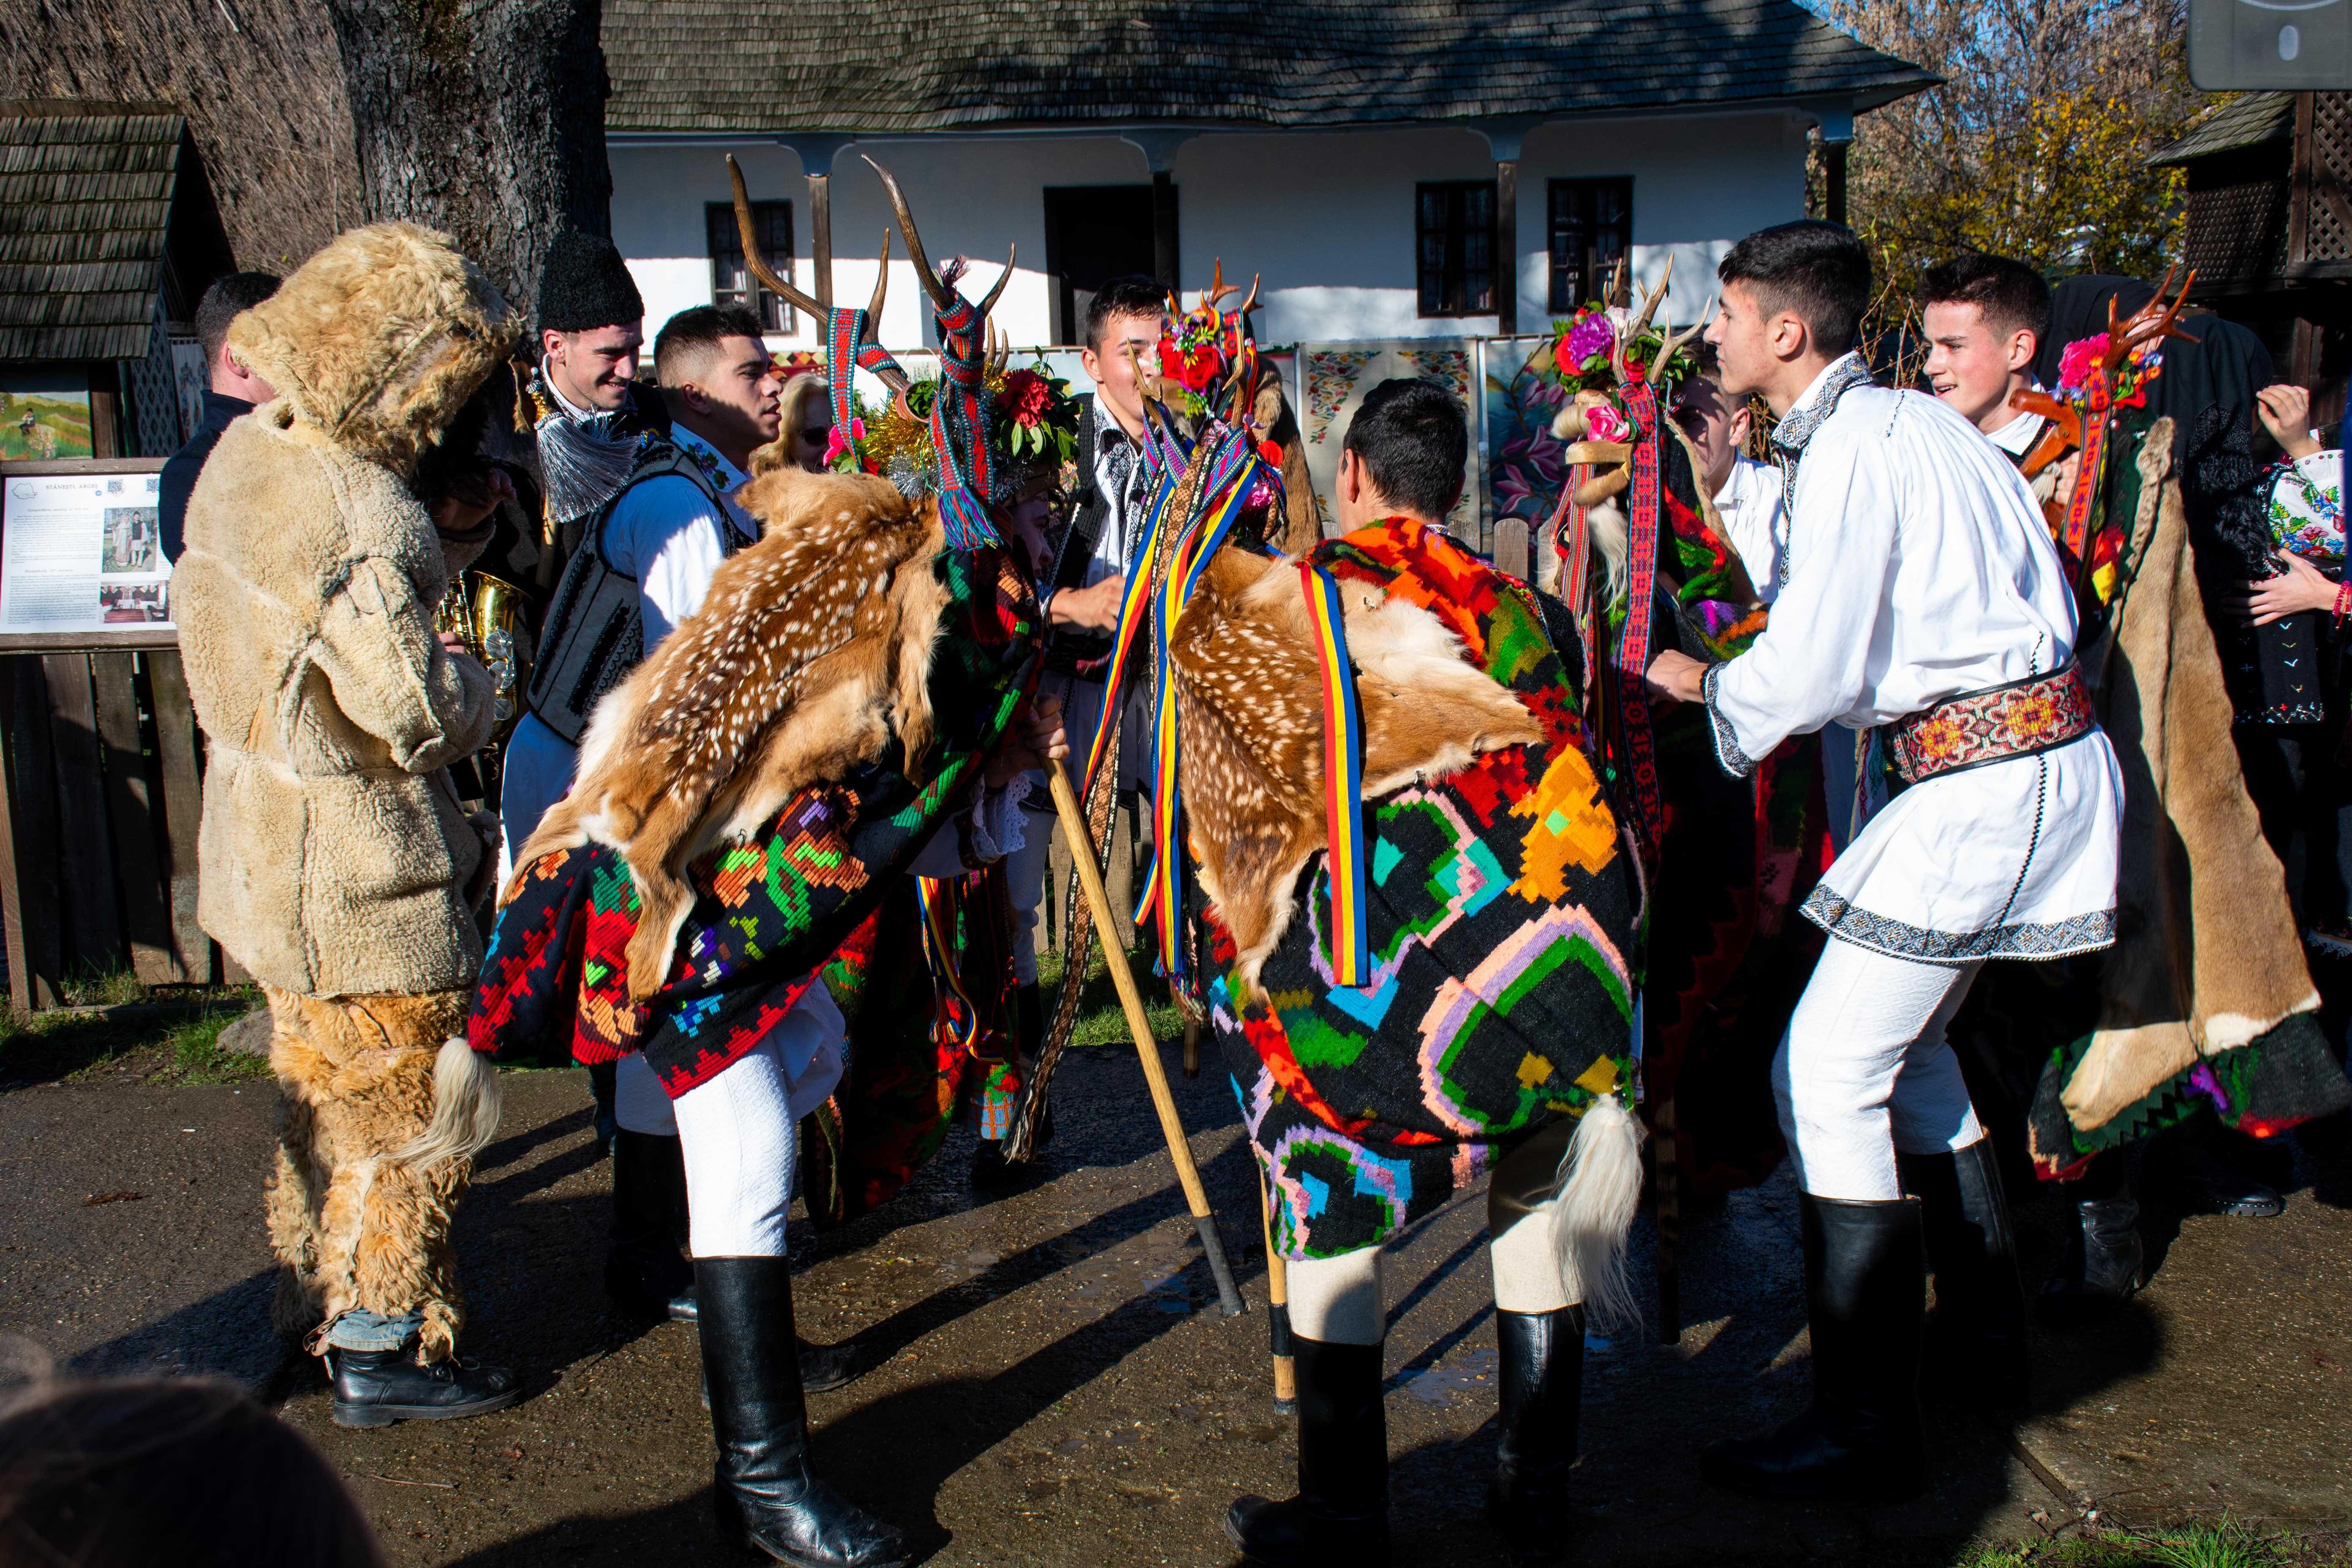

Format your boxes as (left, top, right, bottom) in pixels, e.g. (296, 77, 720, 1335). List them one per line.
(1046, 767, 1244, 1318)
(1258, 1176, 1298, 1413)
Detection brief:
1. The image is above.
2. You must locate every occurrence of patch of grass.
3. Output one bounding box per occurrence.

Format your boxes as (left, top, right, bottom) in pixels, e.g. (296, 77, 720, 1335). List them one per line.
(1954, 1519, 2351, 1568)
(1034, 945, 1186, 1051)
(0, 985, 267, 1089)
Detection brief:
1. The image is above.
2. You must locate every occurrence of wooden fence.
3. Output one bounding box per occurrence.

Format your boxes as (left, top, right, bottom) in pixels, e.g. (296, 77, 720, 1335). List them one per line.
(0, 634, 237, 1012)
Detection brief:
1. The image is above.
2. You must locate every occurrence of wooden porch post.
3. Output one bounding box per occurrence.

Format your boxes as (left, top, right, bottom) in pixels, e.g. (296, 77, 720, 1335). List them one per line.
(1496, 157, 1519, 336)
(808, 172, 833, 311)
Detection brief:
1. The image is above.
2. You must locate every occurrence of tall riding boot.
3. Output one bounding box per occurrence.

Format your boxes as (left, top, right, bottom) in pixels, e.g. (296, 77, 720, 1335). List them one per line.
(1899, 1142, 2028, 1410)
(697, 1257, 908, 1568)
(2037, 1171, 2145, 1329)
(607, 1131, 697, 1322)
(1701, 1195, 1925, 1501)
(1225, 1335, 1391, 1567)
(1489, 1306, 1584, 1568)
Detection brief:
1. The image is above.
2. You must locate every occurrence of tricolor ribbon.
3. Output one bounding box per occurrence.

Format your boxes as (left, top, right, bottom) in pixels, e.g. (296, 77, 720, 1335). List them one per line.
(1298, 560, 1369, 986)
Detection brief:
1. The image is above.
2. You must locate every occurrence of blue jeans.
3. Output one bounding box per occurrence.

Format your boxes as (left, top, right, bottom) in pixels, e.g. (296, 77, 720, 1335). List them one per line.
(324, 1309, 424, 1353)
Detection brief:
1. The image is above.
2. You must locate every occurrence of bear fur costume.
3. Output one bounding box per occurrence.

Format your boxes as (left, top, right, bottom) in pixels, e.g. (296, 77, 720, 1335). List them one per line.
(176, 221, 517, 1360)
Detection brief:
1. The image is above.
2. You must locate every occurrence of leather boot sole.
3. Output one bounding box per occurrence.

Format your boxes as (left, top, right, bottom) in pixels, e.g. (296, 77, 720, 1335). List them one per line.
(716, 1492, 912, 1568)
(332, 1385, 523, 1429)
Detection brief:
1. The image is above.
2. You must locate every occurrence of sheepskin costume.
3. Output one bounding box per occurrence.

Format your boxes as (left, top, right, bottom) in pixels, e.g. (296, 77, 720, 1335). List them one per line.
(176, 221, 519, 1360)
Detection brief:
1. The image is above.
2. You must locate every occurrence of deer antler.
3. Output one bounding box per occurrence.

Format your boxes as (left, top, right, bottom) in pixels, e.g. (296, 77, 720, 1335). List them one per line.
(1235, 273, 1260, 319)
(985, 320, 1010, 378)
(1628, 253, 1674, 341)
(1605, 256, 1628, 308)
(1203, 259, 1234, 308)
(728, 154, 829, 322)
(730, 155, 902, 388)
(1655, 294, 1712, 373)
(2104, 265, 2200, 372)
(978, 245, 1015, 317)
(864, 154, 958, 313)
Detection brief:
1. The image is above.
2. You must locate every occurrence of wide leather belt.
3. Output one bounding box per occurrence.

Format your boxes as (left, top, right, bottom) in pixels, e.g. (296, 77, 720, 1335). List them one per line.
(1888, 661, 2096, 785)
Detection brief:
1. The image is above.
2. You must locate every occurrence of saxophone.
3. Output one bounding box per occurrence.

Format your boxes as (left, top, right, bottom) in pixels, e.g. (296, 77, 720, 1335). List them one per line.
(437, 570, 528, 741)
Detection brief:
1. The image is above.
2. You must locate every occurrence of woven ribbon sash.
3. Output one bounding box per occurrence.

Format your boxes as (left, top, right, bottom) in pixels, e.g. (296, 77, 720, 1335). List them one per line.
(1299, 560, 1369, 986)
(1136, 429, 1262, 980)
(928, 295, 999, 550)
(2060, 366, 2114, 594)
(825, 308, 904, 432)
(1613, 375, 1666, 864)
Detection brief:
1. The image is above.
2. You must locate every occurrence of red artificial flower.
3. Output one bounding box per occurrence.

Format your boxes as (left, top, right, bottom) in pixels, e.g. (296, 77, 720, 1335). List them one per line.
(997, 368, 1054, 427)
(1258, 439, 1285, 466)
(1160, 338, 1220, 394)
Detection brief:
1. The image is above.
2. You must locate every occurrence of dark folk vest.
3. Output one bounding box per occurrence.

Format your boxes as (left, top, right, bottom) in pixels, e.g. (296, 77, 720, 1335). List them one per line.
(524, 440, 750, 743)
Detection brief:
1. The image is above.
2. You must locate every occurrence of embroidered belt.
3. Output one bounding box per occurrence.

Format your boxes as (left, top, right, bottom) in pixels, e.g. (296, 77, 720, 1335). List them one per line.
(1887, 662, 2096, 785)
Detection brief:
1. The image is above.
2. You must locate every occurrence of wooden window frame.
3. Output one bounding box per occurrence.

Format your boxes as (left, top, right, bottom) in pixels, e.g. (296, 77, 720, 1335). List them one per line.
(707, 201, 796, 334)
(1546, 178, 1633, 315)
(1416, 180, 1500, 319)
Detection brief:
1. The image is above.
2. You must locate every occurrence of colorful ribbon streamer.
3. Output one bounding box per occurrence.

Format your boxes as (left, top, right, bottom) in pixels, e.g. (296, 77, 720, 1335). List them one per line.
(1298, 560, 1369, 987)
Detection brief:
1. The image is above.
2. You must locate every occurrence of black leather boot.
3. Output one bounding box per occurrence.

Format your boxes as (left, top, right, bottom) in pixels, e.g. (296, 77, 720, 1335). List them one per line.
(697, 1257, 908, 1568)
(607, 1130, 698, 1322)
(328, 1340, 521, 1429)
(2037, 1192, 2145, 1328)
(1488, 1306, 1583, 1567)
(1701, 1195, 1925, 1501)
(1225, 1335, 1391, 1566)
(1900, 1142, 2028, 1411)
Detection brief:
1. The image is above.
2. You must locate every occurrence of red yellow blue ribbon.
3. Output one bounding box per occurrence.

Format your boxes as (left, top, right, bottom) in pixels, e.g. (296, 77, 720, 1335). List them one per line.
(1298, 561, 1369, 987)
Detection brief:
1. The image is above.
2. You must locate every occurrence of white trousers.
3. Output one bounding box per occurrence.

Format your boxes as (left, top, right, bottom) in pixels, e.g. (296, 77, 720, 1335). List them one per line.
(611, 987, 848, 1258)
(1771, 936, 1987, 1202)
(1284, 1118, 1578, 1346)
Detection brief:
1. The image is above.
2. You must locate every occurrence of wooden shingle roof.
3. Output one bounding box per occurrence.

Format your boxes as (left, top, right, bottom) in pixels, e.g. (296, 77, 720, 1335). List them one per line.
(604, 0, 1935, 138)
(0, 101, 185, 361)
(2151, 92, 2294, 168)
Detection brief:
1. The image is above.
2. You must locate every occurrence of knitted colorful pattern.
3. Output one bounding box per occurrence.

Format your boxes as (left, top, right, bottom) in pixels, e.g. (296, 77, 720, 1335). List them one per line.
(1206, 519, 1639, 1260)
(467, 546, 1040, 1096)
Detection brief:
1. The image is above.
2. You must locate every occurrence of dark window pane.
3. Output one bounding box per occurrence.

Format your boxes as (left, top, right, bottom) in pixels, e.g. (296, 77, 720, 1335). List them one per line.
(1415, 179, 1500, 319)
(706, 200, 794, 332)
(1545, 178, 1631, 316)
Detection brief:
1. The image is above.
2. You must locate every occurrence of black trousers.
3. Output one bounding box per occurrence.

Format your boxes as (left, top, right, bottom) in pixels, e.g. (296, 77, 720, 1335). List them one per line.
(2235, 722, 2352, 931)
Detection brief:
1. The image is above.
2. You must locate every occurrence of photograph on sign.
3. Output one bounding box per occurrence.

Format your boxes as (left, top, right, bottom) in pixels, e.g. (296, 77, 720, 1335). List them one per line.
(2191, 0, 2352, 91)
(0, 375, 95, 461)
(171, 337, 207, 445)
(0, 469, 174, 633)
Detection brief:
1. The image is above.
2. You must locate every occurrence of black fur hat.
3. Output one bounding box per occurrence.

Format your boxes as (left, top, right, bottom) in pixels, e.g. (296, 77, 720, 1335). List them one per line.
(536, 229, 644, 335)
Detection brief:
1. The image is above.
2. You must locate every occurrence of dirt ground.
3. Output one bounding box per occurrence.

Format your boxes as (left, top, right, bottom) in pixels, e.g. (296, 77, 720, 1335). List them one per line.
(3, 1037, 2348, 1568)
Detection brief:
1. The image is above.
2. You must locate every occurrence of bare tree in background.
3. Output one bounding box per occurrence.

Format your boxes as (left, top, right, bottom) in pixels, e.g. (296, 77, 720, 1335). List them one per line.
(325, 0, 612, 308)
(1818, 0, 2205, 352)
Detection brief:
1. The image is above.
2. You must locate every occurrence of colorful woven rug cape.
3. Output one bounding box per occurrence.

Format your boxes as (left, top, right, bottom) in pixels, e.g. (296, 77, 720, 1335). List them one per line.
(467, 289, 1041, 1105)
(1210, 519, 1640, 1259)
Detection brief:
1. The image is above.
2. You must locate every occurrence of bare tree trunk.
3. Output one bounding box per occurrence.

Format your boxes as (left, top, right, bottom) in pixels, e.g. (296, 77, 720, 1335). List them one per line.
(325, 0, 612, 310)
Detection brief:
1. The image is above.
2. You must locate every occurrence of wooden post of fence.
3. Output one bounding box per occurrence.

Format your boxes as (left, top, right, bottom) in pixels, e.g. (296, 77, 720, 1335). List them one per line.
(1494, 517, 1531, 586)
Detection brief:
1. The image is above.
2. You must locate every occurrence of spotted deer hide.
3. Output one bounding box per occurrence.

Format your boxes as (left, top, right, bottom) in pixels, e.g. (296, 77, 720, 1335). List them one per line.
(512, 466, 949, 1000)
(1170, 547, 1544, 996)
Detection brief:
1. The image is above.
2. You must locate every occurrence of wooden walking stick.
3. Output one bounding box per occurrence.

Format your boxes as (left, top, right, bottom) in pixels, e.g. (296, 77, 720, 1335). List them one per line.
(1046, 766, 1245, 1318)
(1258, 1176, 1298, 1413)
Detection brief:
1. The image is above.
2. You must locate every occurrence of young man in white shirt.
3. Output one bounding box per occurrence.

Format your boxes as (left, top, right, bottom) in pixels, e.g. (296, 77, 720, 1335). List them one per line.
(1646, 221, 2123, 1503)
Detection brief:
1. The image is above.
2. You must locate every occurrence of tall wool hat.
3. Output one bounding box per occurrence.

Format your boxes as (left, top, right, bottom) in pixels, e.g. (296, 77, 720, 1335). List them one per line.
(537, 229, 644, 334)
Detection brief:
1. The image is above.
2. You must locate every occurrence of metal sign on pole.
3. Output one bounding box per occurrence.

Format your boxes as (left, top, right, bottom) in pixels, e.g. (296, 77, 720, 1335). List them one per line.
(2191, 0, 2352, 91)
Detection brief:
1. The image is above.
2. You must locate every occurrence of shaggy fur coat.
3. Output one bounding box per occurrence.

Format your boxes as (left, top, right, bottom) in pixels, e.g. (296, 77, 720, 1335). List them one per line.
(177, 223, 517, 999)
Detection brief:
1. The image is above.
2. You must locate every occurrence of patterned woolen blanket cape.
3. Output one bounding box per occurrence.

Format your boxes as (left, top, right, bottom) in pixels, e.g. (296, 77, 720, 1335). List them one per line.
(467, 548, 1038, 1095)
(1200, 520, 1641, 1259)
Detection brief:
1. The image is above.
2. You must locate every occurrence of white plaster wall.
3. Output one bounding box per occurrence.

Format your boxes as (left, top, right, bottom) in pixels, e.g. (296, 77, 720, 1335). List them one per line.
(607, 109, 1810, 357)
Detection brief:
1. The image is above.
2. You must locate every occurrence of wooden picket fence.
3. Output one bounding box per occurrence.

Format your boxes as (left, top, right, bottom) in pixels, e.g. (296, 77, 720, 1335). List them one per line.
(0, 634, 239, 1012)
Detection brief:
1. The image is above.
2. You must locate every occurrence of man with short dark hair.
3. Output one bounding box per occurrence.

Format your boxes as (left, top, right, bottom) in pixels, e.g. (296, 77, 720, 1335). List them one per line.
(502, 301, 793, 1334)
(994, 275, 1171, 1189)
(1333, 377, 1467, 529)
(1645, 220, 2123, 1503)
(1922, 251, 2055, 459)
(158, 272, 280, 561)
